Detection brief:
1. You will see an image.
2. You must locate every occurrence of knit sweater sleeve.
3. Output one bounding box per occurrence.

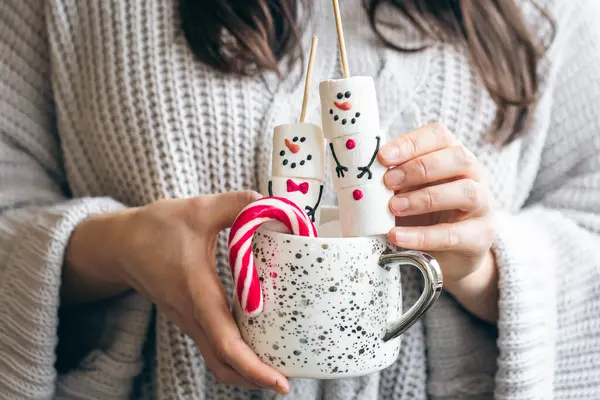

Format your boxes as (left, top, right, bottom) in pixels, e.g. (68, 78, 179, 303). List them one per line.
(0, 2, 129, 398)
(494, 1, 600, 398)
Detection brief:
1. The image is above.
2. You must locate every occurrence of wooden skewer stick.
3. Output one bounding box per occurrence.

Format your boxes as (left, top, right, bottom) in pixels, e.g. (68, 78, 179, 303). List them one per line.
(332, 0, 350, 78)
(300, 35, 319, 123)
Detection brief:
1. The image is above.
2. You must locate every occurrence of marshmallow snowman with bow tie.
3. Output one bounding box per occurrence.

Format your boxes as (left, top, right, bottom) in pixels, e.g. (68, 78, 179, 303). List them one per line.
(266, 123, 326, 226)
(263, 37, 326, 226)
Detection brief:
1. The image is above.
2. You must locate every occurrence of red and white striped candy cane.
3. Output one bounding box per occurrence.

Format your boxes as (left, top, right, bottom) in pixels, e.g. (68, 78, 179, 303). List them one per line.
(228, 197, 317, 316)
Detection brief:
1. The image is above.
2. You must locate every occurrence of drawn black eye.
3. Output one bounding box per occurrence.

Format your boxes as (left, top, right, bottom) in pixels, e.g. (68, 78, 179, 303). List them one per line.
(334, 115, 339, 121)
(345, 91, 351, 98)
(283, 160, 288, 165)
(307, 155, 313, 160)
(355, 112, 361, 117)
(300, 160, 305, 166)
(291, 162, 297, 168)
(293, 137, 298, 142)
(337, 93, 343, 100)
(280, 150, 285, 156)
(300, 137, 306, 142)
(330, 109, 333, 114)
(342, 119, 347, 125)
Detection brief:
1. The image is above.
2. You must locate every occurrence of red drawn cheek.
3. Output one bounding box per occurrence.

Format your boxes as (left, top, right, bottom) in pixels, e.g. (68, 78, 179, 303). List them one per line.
(345, 139, 356, 150)
(352, 189, 364, 201)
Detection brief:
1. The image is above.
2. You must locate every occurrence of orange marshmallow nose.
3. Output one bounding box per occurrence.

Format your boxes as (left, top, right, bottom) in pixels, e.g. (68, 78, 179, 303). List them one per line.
(285, 138, 300, 153)
(334, 101, 352, 111)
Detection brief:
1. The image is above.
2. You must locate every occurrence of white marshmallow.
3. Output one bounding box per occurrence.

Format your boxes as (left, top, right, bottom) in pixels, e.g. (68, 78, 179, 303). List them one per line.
(328, 133, 388, 190)
(271, 123, 325, 181)
(319, 76, 380, 140)
(265, 176, 324, 226)
(318, 219, 342, 238)
(337, 183, 395, 237)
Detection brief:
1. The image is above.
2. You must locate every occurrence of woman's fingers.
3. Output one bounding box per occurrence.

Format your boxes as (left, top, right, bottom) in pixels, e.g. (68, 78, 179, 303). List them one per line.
(378, 123, 457, 166)
(187, 190, 262, 233)
(384, 143, 481, 191)
(389, 179, 490, 217)
(191, 271, 290, 395)
(194, 329, 262, 390)
(389, 217, 495, 256)
(207, 190, 262, 232)
(207, 361, 262, 390)
(165, 304, 261, 390)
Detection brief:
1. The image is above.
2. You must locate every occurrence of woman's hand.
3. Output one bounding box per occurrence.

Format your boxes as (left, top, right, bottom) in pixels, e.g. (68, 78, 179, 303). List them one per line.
(64, 191, 290, 394)
(378, 123, 498, 323)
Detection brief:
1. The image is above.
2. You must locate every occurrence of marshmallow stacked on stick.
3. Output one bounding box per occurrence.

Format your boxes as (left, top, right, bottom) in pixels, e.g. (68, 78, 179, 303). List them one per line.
(265, 37, 326, 227)
(318, 0, 395, 237)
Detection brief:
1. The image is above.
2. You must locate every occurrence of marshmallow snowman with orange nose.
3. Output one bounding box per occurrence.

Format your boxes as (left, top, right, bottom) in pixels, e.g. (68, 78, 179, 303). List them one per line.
(267, 123, 326, 225)
(319, 76, 395, 237)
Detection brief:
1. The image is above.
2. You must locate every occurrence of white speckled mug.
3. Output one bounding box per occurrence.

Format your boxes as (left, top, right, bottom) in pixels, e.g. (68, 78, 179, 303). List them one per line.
(234, 207, 443, 379)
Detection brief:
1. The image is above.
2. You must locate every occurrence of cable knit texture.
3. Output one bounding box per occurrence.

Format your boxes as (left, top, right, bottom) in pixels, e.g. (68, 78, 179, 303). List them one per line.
(1, 0, 599, 399)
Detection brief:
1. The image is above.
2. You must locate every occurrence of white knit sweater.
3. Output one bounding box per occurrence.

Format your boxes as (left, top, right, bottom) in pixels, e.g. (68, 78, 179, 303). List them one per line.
(1, 0, 600, 399)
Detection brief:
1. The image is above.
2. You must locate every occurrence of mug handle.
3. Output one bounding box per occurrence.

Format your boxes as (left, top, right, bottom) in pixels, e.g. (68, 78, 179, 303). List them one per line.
(379, 250, 443, 342)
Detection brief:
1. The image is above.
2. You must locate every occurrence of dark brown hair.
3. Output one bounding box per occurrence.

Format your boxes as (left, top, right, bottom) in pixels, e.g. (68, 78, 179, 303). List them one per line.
(180, 0, 554, 145)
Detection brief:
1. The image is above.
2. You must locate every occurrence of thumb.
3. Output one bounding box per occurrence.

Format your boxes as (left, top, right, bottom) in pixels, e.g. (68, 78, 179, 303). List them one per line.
(209, 190, 262, 232)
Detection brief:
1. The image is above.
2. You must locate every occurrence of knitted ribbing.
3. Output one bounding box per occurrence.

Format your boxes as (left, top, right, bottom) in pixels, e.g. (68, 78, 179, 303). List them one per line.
(1, 0, 600, 399)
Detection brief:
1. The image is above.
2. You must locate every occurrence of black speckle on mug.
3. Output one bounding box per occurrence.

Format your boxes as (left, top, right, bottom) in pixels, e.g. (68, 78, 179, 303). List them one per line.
(239, 234, 402, 377)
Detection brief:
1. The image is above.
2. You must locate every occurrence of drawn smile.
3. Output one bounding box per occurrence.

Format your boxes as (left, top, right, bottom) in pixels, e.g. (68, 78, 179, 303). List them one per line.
(328, 109, 362, 126)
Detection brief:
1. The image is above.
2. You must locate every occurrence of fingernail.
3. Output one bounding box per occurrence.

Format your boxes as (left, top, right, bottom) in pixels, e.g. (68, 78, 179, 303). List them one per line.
(379, 145, 400, 163)
(384, 169, 405, 188)
(276, 378, 290, 394)
(393, 230, 419, 243)
(390, 197, 409, 214)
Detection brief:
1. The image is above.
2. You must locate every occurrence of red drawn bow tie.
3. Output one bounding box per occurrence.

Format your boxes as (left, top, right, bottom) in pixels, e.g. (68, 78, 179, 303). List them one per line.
(286, 179, 309, 194)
